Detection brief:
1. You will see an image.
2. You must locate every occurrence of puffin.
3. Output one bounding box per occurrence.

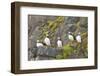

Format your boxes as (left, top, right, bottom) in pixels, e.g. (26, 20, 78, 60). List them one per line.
(68, 32, 75, 41)
(57, 37, 63, 48)
(44, 34, 51, 46)
(76, 32, 81, 43)
(36, 40, 43, 47)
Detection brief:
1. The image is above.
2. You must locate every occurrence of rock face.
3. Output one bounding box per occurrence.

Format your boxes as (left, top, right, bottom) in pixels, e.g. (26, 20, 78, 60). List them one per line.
(28, 46, 62, 60)
(28, 15, 88, 61)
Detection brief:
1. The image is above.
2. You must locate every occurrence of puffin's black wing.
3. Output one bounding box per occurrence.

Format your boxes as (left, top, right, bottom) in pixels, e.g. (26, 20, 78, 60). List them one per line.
(73, 34, 76, 40)
(42, 42, 47, 46)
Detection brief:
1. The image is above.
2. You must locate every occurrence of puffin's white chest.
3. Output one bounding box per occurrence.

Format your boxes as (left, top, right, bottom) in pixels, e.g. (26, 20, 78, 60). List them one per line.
(57, 40, 62, 47)
(76, 35, 81, 43)
(68, 34, 74, 41)
(44, 37, 51, 46)
(36, 43, 43, 47)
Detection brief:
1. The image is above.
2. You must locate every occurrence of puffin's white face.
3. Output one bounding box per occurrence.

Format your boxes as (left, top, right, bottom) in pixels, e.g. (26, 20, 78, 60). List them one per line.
(46, 34, 49, 37)
(68, 32, 71, 34)
(78, 32, 81, 35)
(37, 40, 39, 43)
(68, 32, 72, 35)
(57, 37, 60, 40)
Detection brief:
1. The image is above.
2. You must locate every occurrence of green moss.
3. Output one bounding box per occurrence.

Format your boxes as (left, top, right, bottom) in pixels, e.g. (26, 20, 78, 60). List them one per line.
(62, 44, 74, 58)
(56, 55, 63, 59)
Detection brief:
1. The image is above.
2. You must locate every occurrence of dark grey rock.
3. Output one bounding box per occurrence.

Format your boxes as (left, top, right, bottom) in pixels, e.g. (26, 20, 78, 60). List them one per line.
(35, 47, 63, 60)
